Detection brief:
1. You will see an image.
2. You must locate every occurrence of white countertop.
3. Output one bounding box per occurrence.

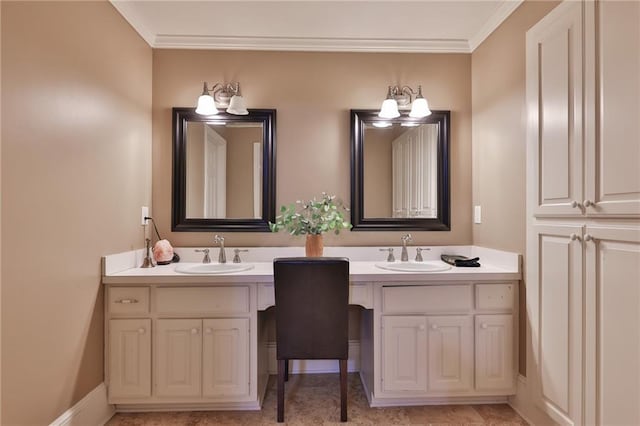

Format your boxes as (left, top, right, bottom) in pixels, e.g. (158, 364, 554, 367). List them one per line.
(102, 246, 521, 284)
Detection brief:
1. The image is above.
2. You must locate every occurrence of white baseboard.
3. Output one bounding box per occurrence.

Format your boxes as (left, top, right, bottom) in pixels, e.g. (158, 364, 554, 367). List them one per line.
(508, 374, 555, 426)
(267, 340, 360, 374)
(50, 382, 115, 426)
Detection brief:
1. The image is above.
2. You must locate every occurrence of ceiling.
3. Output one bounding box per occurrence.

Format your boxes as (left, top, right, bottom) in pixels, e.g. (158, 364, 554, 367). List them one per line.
(110, 0, 524, 53)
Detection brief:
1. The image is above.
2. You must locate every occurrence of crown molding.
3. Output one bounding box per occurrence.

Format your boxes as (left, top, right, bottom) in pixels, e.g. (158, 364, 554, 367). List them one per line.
(110, 0, 156, 47)
(468, 0, 524, 51)
(152, 35, 471, 53)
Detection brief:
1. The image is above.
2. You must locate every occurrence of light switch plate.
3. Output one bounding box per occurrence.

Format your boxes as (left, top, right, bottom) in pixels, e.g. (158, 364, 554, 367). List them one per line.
(474, 205, 482, 224)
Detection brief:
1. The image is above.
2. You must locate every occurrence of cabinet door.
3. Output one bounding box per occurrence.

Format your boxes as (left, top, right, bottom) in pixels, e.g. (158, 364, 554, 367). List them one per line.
(202, 318, 250, 398)
(381, 316, 427, 392)
(531, 223, 583, 426)
(526, 1, 584, 216)
(108, 319, 151, 399)
(584, 225, 640, 425)
(427, 316, 473, 392)
(475, 315, 514, 391)
(584, 0, 640, 216)
(155, 319, 202, 397)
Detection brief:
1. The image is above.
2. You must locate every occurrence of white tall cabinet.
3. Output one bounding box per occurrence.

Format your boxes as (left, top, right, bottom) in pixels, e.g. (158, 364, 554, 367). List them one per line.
(526, 1, 640, 425)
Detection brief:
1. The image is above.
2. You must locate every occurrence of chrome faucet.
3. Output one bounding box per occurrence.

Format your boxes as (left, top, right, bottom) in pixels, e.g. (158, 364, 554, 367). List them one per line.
(400, 234, 412, 262)
(195, 248, 211, 264)
(214, 235, 226, 263)
(233, 249, 249, 263)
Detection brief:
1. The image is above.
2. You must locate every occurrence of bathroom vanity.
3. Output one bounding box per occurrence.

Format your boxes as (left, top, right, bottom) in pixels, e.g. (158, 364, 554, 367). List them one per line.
(102, 246, 520, 412)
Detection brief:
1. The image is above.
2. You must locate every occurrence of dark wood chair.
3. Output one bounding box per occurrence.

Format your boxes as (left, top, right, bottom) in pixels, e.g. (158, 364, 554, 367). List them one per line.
(273, 257, 349, 423)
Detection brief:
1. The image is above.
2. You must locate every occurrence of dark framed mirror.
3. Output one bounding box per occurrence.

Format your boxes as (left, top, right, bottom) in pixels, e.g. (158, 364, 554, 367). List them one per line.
(350, 109, 450, 231)
(172, 108, 276, 231)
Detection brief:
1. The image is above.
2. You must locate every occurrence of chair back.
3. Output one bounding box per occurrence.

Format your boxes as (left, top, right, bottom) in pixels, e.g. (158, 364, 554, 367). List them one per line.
(273, 257, 349, 360)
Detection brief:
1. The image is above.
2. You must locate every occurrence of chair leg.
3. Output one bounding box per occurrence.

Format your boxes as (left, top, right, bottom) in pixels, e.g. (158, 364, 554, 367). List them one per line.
(339, 359, 347, 422)
(277, 359, 285, 423)
(284, 358, 289, 382)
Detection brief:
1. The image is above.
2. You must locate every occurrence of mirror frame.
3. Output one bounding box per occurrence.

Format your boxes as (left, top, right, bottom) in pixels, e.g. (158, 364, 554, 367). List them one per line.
(172, 107, 276, 232)
(350, 109, 450, 231)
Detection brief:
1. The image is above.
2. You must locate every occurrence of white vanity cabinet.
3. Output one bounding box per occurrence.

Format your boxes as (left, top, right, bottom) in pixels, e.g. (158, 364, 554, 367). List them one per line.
(369, 281, 517, 406)
(105, 284, 262, 410)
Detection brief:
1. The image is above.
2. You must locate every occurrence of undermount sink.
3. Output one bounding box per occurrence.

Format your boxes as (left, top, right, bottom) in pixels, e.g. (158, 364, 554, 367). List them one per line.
(375, 261, 451, 273)
(175, 263, 255, 275)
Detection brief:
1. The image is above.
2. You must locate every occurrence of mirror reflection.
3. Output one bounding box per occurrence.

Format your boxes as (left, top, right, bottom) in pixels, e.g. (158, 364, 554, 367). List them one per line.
(350, 109, 450, 231)
(185, 121, 263, 219)
(363, 122, 439, 219)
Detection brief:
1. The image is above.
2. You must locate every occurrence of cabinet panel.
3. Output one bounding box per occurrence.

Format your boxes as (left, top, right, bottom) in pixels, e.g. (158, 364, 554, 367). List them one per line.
(527, 1, 584, 216)
(585, 1, 640, 216)
(585, 225, 640, 425)
(381, 316, 427, 392)
(382, 285, 472, 314)
(475, 315, 514, 390)
(155, 319, 202, 397)
(534, 224, 583, 426)
(108, 319, 151, 399)
(427, 316, 473, 392)
(202, 318, 250, 398)
(156, 287, 249, 316)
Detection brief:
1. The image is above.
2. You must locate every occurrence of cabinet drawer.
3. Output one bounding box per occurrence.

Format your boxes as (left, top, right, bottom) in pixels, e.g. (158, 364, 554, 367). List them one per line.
(155, 287, 250, 315)
(108, 287, 149, 315)
(382, 285, 472, 313)
(476, 284, 514, 310)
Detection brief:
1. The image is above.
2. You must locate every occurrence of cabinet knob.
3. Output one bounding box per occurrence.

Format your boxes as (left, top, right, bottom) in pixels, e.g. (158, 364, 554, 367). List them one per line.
(570, 200, 581, 208)
(584, 234, 595, 242)
(191, 328, 199, 335)
(583, 199, 594, 208)
(418, 324, 425, 331)
(138, 328, 145, 334)
(569, 233, 581, 241)
(205, 328, 212, 334)
(481, 323, 488, 329)
(431, 324, 438, 330)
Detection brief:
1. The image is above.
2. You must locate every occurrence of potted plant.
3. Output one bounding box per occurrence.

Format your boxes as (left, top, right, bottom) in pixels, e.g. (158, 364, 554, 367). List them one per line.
(269, 193, 352, 256)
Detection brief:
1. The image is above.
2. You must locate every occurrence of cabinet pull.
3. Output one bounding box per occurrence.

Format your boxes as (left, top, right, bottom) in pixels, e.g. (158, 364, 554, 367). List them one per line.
(431, 324, 438, 330)
(584, 234, 595, 242)
(115, 298, 139, 304)
(583, 199, 594, 207)
(191, 328, 199, 335)
(569, 233, 580, 241)
(205, 328, 213, 334)
(418, 324, 425, 330)
(481, 323, 488, 329)
(570, 200, 581, 208)
(138, 328, 145, 334)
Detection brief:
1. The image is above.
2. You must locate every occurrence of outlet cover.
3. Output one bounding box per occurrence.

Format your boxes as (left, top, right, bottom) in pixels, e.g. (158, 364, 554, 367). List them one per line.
(141, 206, 149, 225)
(474, 205, 482, 224)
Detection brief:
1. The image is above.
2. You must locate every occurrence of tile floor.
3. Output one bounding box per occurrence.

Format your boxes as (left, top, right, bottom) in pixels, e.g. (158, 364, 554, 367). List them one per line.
(107, 373, 528, 425)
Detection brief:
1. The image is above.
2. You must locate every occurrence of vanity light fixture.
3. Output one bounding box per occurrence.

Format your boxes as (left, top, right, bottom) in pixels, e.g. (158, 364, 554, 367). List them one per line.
(378, 85, 432, 119)
(195, 81, 249, 116)
(372, 121, 393, 128)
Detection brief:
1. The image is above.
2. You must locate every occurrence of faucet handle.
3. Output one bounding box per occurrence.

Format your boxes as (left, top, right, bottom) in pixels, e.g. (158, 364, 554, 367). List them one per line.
(233, 249, 249, 263)
(379, 248, 395, 262)
(195, 248, 211, 264)
(415, 248, 424, 262)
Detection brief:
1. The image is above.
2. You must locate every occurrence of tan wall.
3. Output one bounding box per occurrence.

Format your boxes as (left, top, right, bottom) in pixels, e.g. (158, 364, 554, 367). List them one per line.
(471, 0, 559, 376)
(186, 123, 205, 217)
(1, 2, 152, 424)
(226, 127, 262, 218)
(363, 128, 394, 217)
(153, 50, 472, 247)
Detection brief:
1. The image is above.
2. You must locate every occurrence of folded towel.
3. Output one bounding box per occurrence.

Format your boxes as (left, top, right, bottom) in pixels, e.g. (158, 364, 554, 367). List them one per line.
(441, 254, 481, 267)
